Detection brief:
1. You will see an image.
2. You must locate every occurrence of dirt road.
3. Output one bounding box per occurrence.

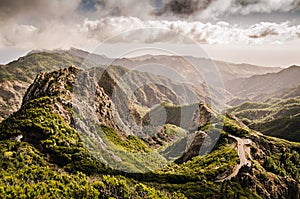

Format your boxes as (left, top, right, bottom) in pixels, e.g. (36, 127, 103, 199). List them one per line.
(219, 135, 251, 181)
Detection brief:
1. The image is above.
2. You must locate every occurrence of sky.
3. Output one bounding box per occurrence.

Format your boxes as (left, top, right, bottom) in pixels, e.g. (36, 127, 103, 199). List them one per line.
(0, 0, 300, 67)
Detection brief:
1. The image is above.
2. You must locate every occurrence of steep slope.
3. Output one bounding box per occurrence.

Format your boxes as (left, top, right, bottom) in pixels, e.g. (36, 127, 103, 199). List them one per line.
(229, 97, 300, 142)
(0, 67, 106, 174)
(114, 55, 281, 85)
(0, 51, 96, 121)
(226, 65, 300, 104)
(0, 66, 300, 198)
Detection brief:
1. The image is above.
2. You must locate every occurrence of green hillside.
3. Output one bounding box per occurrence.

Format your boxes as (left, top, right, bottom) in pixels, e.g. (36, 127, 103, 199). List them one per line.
(0, 63, 300, 198)
(229, 97, 300, 142)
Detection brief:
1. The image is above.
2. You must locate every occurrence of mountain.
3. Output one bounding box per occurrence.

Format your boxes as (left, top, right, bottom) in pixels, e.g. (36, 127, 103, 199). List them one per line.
(226, 65, 300, 105)
(67, 47, 112, 65)
(113, 55, 281, 86)
(0, 50, 96, 121)
(0, 65, 300, 198)
(228, 97, 300, 142)
(225, 65, 300, 143)
(58, 49, 282, 84)
(0, 48, 281, 121)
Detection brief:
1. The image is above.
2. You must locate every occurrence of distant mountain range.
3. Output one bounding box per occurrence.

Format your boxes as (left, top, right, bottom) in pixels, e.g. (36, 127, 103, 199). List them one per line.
(0, 48, 283, 121)
(226, 65, 300, 105)
(1, 61, 300, 198)
(67, 48, 282, 84)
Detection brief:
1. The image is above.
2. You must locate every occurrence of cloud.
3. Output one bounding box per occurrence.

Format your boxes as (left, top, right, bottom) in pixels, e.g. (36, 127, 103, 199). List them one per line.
(69, 0, 300, 20)
(1, 0, 300, 23)
(80, 17, 300, 45)
(0, 0, 84, 49)
(159, 0, 214, 16)
(157, 0, 300, 19)
(2, 16, 299, 49)
(0, 0, 81, 22)
(0, 0, 300, 49)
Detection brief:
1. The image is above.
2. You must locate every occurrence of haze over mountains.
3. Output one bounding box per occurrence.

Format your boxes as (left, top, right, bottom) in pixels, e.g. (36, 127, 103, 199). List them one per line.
(226, 65, 300, 105)
(1, 48, 300, 198)
(67, 48, 282, 83)
(0, 48, 284, 121)
(2, 0, 300, 197)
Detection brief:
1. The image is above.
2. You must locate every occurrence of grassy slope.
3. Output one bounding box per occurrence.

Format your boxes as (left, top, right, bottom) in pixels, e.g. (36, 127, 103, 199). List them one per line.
(0, 64, 300, 198)
(2, 94, 300, 198)
(0, 140, 186, 199)
(229, 97, 300, 142)
(0, 92, 259, 198)
(0, 95, 187, 198)
(0, 52, 93, 83)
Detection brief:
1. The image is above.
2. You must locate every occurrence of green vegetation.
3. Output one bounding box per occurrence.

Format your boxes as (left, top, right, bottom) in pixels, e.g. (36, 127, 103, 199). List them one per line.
(0, 97, 184, 198)
(100, 125, 150, 153)
(158, 146, 239, 181)
(0, 141, 182, 198)
(229, 97, 300, 141)
(130, 144, 260, 198)
(253, 135, 300, 181)
(223, 117, 250, 137)
(1, 62, 300, 198)
(81, 124, 168, 173)
(0, 91, 259, 198)
(0, 96, 106, 175)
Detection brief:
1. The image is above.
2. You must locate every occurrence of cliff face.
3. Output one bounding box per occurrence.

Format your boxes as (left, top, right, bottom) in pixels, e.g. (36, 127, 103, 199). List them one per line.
(0, 80, 29, 121)
(0, 51, 94, 122)
(1, 65, 300, 198)
(22, 67, 78, 125)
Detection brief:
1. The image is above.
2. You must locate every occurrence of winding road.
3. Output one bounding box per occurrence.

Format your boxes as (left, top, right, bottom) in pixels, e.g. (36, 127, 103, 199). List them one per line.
(218, 135, 252, 181)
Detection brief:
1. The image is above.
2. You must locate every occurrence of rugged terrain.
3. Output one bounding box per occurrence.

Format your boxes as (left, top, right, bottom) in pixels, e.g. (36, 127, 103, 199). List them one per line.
(229, 97, 300, 142)
(0, 60, 299, 198)
(0, 48, 281, 121)
(226, 65, 300, 105)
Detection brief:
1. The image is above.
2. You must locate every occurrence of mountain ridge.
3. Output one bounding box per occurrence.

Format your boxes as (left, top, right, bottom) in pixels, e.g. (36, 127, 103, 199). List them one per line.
(226, 65, 300, 105)
(0, 65, 300, 198)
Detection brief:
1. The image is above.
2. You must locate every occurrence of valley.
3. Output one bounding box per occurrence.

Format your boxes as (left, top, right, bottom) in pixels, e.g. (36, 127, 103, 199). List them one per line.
(0, 49, 299, 198)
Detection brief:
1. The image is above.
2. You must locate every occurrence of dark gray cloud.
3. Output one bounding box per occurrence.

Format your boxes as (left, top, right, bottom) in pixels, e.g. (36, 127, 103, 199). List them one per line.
(155, 0, 300, 19)
(0, 0, 300, 50)
(0, 0, 80, 22)
(76, 0, 300, 20)
(166, 0, 212, 15)
(1, 0, 300, 22)
(236, 0, 260, 7)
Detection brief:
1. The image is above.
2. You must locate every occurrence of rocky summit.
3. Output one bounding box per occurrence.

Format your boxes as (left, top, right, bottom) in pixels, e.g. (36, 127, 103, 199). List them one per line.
(0, 50, 300, 198)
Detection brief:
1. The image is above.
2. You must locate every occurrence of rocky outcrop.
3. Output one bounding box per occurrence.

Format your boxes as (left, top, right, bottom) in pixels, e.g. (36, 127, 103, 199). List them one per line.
(0, 80, 29, 121)
(22, 66, 126, 135)
(22, 66, 78, 125)
(175, 130, 207, 163)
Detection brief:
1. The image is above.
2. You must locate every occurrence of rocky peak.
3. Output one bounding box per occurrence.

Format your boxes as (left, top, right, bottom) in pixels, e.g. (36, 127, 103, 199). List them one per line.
(22, 66, 78, 125)
(22, 66, 78, 103)
(21, 66, 124, 134)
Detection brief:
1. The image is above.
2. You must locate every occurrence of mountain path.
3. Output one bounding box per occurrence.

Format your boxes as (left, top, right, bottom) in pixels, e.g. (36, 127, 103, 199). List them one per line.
(217, 135, 252, 181)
